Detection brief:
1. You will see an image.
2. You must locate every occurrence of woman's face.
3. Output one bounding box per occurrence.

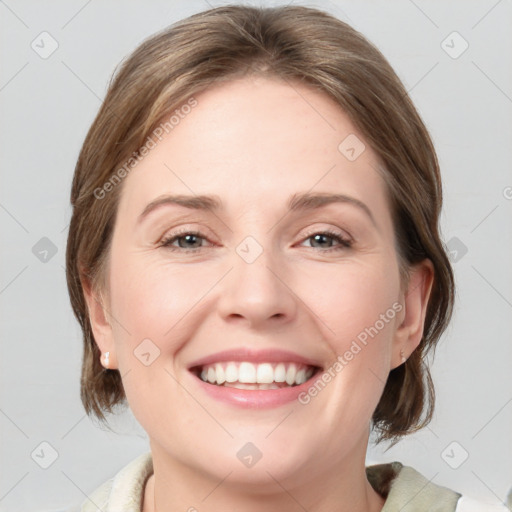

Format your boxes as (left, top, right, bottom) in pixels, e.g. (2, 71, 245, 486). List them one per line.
(89, 76, 430, 488)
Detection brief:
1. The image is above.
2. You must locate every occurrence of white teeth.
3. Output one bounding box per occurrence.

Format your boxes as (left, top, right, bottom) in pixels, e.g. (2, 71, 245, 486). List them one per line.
(225, 363, 238, 383)
(274, 363, 286, 382)
(215, 363, 225, 384)
(196, 361, 317, 387)
(295, 368, 306, 385)
(285, 365, 296, 386)
(256, 363, 274, 383)
(224, 382, 281, 390)
(238, 362, 256, 383)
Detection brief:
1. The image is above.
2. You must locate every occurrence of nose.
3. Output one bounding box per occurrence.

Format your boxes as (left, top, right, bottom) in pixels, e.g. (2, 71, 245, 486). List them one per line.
(216, 243, 298, 330)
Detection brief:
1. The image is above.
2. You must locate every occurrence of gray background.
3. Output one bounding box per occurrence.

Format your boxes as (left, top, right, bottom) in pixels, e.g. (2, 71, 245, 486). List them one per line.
(1, 0, 511, 510)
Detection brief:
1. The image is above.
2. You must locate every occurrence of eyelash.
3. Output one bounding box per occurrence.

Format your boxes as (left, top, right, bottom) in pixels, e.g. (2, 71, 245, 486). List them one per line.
(159, 228, 353, 253)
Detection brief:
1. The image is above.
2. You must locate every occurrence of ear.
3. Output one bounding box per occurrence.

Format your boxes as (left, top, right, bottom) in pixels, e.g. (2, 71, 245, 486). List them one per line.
(391, 259, 434, 369)
(81, 268, 118, 370)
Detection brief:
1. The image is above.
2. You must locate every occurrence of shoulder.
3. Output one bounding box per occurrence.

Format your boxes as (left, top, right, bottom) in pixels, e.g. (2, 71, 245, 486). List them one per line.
(366, 461, 511, 512)
(80, 451, 153, 512)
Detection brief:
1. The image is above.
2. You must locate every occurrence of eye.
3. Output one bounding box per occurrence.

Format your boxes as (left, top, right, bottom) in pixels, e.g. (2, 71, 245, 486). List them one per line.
(299, 229, 353, 252)
(159, 230, 211, 252)
(159, 228, 353, 253)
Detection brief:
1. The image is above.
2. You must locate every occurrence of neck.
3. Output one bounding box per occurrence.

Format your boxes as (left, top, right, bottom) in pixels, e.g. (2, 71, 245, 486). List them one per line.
(143, 440, 385, 512)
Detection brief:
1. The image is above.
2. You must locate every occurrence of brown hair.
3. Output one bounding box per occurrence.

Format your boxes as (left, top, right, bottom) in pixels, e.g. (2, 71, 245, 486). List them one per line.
(66, 4, 454, 444)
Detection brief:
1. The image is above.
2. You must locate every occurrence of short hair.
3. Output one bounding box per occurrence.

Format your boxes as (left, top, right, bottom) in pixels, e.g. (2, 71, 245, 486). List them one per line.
(65, 4, 455, 444)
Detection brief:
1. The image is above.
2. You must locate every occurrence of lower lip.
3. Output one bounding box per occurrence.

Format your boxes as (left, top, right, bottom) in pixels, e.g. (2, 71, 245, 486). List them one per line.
(191, 372, 320, 408)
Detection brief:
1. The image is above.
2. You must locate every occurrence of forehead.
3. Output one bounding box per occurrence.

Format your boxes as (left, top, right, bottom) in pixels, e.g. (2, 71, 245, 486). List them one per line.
(117, 76, 389, 221)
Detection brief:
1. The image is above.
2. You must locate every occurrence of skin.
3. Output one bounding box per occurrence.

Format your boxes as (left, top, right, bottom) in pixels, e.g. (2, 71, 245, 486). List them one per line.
(84, 75, 433, 512)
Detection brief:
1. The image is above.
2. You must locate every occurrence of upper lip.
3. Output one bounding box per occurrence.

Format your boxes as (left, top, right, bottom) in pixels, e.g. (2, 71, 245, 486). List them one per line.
(187, 348, 324, 370)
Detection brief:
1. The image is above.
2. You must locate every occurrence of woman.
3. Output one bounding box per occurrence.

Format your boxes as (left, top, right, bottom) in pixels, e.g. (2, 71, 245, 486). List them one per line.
(65, 5, 511, 511)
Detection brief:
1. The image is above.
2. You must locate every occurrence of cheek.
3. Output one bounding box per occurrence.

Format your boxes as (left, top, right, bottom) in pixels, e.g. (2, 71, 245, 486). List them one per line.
(298, 258, 401, 336)
(108, 256, 217, 361)
(301, 260, 401, 402)
(107, 258, 202, 422)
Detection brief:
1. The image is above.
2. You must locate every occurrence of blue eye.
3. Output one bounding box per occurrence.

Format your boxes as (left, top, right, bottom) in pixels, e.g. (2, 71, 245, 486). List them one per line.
(300, 230, 353, 252)
(160, 230, 207, 251)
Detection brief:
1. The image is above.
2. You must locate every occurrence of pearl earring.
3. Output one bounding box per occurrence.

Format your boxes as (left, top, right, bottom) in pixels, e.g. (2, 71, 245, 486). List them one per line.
(104, 351, 110, 369)
(400, 349, 406, 364)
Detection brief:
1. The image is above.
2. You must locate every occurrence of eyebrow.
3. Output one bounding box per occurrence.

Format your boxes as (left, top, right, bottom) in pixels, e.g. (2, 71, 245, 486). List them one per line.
(137, 192, 376, 226)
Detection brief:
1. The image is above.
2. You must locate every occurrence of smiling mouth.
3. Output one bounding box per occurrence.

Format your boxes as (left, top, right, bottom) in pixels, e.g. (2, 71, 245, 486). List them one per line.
(190, 361, 322, 390)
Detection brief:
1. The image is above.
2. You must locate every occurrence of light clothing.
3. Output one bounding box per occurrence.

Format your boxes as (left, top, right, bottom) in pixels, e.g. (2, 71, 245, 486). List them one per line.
(75, 452, 511, 512)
